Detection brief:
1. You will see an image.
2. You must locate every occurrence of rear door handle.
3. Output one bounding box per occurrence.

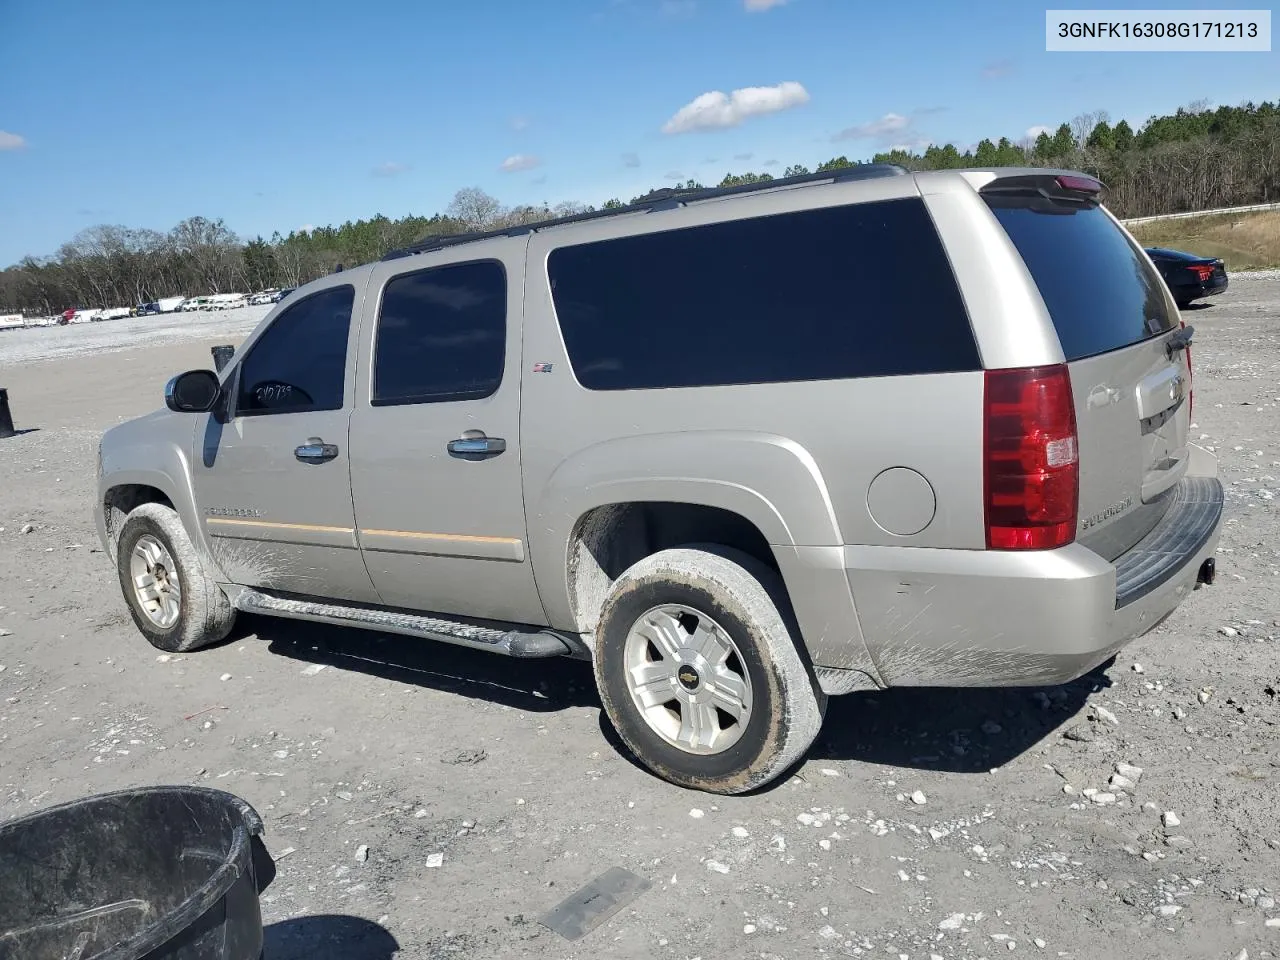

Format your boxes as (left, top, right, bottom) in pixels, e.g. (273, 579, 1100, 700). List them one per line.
(447, 433, 506, 460)
(295, 437, 340, 464)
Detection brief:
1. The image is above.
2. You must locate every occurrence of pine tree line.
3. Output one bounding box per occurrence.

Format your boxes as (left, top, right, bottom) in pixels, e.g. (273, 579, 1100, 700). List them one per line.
(3, 100, 1276, 317)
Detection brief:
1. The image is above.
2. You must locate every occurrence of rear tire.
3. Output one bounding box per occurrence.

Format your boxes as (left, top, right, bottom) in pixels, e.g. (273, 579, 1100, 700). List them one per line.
(593, 546, 826, 794)
(116, 503, 236, 653)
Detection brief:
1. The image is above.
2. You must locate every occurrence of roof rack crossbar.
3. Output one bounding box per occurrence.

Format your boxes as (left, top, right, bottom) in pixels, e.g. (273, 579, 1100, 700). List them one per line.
(381, 163, 909, 261)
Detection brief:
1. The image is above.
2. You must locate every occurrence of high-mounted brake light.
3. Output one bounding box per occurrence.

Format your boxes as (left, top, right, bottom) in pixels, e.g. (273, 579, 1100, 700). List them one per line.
(1055, 175, 1102, 194)
(983, 364, 1080, 550)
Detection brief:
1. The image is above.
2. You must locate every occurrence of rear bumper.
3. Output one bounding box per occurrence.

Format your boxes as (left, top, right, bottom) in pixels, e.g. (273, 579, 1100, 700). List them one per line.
(816, 467, 1222, 689)
(1173, 276, 1228, 301)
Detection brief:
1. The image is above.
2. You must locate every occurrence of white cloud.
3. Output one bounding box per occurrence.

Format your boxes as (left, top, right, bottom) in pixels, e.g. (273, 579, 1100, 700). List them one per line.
(981, 59, 1014, 79)
(833, 112, 910, 141)
(662, 81, 809, 134)
(299, 224, 315, 233)
(500, 154, 542, 172)
(621, 152, 641, 168)
(0, 130, 27, 151)
(1025, 124, 1052, 139)
(744, 0, 788, 10)
(510, 116, 531, 132)
(372, 161, 410, 177)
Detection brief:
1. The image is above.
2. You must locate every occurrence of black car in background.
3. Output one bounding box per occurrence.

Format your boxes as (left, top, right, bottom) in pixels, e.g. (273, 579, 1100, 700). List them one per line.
(1145, 246, 1229, 308)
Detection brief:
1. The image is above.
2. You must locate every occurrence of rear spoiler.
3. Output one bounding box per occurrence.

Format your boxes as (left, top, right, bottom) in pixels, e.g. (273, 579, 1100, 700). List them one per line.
(979, 174, 1105, 211)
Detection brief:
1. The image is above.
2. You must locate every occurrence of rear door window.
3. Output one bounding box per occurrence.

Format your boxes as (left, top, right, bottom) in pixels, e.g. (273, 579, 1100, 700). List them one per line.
(372, 259, 507, 406)
(985, 200, 1175, 361)
(547, 198, 980, 391)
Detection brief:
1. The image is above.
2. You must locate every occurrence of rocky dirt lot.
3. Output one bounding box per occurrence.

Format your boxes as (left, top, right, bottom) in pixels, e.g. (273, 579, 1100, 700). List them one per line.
(1, 283, 1278, 960)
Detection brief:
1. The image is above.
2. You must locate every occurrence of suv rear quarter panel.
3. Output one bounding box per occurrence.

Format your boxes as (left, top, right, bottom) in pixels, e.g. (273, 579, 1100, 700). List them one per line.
(520, 177, 993, 670)
(915, 172, 1064, 369)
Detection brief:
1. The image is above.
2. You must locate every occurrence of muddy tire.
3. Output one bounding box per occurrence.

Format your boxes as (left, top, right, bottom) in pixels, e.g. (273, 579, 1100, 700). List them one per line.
(116, 502, 236, 653)
(593, 546, 826, 794)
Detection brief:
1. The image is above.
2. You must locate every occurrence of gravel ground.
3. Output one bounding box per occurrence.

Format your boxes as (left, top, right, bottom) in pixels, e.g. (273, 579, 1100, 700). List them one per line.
(1, 278, 1278, 960)
(0, 305, 270, 364)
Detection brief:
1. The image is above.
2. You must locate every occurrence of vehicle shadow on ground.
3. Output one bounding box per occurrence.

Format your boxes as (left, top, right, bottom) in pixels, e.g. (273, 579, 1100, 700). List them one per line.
(810, 663, 1114, 774)
(264, 914, 398, 959)
(251, 615, 600, 712)
(592, 664, 1115, 784)
(246, 614, 1114, 779)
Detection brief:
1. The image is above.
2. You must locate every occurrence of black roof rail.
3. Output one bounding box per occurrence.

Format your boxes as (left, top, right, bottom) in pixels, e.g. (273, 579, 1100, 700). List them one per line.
(381, 163, 910, 261)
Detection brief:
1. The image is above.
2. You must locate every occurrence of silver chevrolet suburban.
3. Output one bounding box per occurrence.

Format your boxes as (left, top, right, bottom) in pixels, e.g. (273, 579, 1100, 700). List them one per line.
(96, 166, 1224, 794)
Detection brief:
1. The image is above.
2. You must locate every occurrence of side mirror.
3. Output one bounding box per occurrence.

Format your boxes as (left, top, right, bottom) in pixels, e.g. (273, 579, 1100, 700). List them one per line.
(165, 370, 222, 413)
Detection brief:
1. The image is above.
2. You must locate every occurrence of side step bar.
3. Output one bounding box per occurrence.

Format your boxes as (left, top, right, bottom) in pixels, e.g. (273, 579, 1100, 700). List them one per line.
(233, 589, 586, 659)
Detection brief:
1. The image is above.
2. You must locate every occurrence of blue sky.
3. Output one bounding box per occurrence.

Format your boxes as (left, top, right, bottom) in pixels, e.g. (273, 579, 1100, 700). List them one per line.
(0, 0, 1274, 265)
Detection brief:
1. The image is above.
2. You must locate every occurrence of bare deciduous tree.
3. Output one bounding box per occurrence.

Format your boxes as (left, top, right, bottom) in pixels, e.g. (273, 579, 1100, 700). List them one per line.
(446, 188, 503, 231)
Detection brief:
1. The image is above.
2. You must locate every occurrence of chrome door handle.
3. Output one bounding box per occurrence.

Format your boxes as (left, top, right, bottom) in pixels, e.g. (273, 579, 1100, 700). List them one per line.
(447, 433, 506, 460)
(295, 437, 339, 464)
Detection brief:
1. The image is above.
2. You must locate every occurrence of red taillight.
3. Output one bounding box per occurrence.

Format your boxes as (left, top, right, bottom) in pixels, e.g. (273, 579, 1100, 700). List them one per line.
(1181, 319, 1193, 419)
(983, 364, 1080, 550)
(1055, 174, 1101, 194)
(1187, 264, 1214, 282)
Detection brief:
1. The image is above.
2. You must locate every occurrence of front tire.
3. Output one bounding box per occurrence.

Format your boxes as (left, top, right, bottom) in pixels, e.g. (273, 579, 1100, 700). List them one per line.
(593, 546, 826, 794)
(116, 503, 236, 653)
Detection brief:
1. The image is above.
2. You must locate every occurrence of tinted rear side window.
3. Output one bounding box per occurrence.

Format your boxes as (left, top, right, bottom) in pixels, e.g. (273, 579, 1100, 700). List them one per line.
(547, 198, 979, 391)
(985, 201, 1175, 361)
(373, 260, 506, 406)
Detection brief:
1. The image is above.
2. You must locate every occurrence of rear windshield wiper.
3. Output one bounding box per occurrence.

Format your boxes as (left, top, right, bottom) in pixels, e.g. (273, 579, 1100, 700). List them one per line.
(1165, 324, 1194, 357)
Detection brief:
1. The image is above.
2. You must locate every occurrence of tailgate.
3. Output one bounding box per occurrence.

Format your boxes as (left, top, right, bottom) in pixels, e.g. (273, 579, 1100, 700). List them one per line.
(1067, 335, 1190, 559)
(984, 181, 1191, 560)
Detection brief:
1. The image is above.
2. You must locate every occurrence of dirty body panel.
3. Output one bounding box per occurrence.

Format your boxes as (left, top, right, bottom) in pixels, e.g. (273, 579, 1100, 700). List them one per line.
(97, 165, 1223, 696)
(521, 176, 988, 686)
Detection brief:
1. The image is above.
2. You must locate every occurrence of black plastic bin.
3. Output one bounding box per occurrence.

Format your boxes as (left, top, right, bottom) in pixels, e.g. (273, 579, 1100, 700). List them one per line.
(0, 786, 276, 960)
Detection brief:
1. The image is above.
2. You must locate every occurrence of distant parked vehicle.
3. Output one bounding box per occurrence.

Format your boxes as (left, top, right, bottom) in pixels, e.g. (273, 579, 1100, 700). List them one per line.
(60, 308, 101, 324)
(205, 293, 249, 310)
(1145, 247, 1229, 308)
(137, 296, 187, 315)
(96, 307, 132, 322)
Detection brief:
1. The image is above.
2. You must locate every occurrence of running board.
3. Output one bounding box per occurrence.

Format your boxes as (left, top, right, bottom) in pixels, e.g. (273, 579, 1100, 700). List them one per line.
(233, 589, 582, 659)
